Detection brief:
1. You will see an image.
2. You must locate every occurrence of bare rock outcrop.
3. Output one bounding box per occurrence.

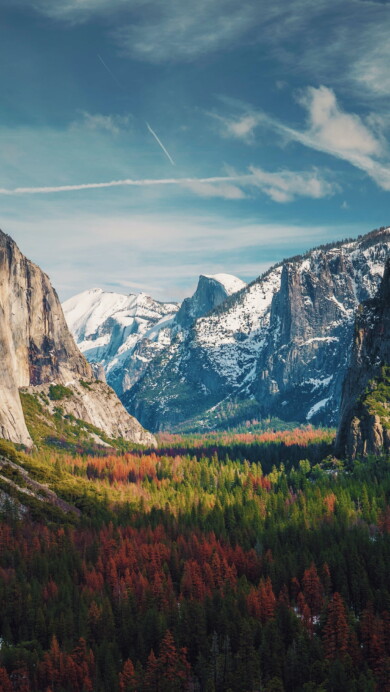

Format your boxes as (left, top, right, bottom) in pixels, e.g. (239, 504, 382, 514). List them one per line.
(0, 229, 156, 447)
(336, 258, 390, 458)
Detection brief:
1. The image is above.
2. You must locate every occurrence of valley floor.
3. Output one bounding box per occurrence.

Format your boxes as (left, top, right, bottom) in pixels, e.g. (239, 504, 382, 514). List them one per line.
(0, 429, 389, 691)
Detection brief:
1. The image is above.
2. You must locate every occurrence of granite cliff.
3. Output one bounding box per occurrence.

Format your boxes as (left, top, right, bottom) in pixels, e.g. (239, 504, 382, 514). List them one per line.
(336, 258, 390, 459)
(0, 229, 155, 447)
(123, 227, 390, 431)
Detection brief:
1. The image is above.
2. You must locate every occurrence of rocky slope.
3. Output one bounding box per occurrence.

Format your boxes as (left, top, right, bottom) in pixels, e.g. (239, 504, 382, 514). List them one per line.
(123, 227, 390, 431)
(336, 258, 390, 459)
(63, 274, 246, 396)
(0, 229, 155, 447)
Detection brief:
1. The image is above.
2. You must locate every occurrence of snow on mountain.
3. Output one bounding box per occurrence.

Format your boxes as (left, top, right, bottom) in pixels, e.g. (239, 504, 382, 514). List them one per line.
(124, 227, 390, 431)
(175, 273, 247, 329)
(63, 273, 246, 397)
(204, 273, 246, 295)
(63, 289, 179, 396)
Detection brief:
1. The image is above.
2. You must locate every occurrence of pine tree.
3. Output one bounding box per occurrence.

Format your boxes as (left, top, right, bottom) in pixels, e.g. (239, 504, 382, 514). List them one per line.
(119, 658, 138, 692)
(323, 593, 349, 660)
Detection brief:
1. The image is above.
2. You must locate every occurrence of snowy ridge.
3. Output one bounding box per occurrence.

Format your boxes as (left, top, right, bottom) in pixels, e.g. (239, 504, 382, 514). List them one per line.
(203, 273, 246, 295)
(63, 273, 247, 397)
(124, 226, 390, 431)
(194, 266, 282, 386)
(63, 289, 179, 395)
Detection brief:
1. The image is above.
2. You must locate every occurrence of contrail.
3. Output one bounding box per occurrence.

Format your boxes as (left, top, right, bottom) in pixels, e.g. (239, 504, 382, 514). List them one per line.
(97, 54, 126, 92)
(0, 174, 249, 195)
(146, 122, 175, 166)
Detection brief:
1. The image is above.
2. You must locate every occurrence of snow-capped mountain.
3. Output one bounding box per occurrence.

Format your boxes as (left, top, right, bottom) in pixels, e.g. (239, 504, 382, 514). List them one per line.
(63, 289, 179, 396)
(123, 227, 390, 431)
(63, 273, 245, 396)
(176, 274, 246, 328)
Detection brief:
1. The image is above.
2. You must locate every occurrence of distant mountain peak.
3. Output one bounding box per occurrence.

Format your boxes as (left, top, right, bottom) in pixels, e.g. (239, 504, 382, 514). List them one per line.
(202, 273, 246, 295)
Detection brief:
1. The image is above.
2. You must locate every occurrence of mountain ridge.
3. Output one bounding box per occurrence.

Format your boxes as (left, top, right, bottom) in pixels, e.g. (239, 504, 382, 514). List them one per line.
(123, 226, 390, 431)
(63, 272, 246, 396)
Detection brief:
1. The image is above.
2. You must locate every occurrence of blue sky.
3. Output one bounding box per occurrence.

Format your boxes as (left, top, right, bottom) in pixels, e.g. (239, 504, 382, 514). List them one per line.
(1, 0, 389, 301)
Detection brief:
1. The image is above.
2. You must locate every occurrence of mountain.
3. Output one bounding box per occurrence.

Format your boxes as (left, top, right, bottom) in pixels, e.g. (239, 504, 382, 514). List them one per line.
(175, 273, 246, 328)
(0, 229, 156, 447)
(336, 258, 390, 459)
(63, 273, 246, 396)
(123, 227, 390, 431)
(63, 288, 179, 396)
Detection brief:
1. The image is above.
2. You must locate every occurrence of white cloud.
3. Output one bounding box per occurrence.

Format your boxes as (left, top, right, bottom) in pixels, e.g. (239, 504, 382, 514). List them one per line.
(209, 111, 263, 142)
(248, 165, 338, 203)
(73, 112, 132, 135)
(182, 180, 246, 199)
(291, 86, 390, 190)
(299, 86, 381, 157)
(217, 86, 390, 192)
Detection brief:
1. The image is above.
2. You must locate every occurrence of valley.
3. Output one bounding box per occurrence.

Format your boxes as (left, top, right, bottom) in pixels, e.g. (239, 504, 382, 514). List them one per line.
(0, 226, 389, 691)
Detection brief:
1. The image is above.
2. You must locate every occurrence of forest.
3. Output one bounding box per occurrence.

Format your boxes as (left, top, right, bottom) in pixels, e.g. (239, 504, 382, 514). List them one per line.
(0, 427, 390, 691)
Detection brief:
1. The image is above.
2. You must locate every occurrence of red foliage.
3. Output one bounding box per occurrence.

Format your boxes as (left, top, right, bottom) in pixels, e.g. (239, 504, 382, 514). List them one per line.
(119, 659, 138, 692)
(0, 666, 13, 692)
(246, 577, 276, 622)
(323, 593, 349, 660)
(302, 563, 323, 616)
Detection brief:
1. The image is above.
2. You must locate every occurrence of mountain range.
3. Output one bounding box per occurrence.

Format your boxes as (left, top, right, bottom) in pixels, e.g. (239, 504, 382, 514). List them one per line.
(64, 226, 390, 433)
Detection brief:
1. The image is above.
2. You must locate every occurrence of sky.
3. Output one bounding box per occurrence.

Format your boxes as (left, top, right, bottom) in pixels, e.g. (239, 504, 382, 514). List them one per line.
(0, 0, 389, 301)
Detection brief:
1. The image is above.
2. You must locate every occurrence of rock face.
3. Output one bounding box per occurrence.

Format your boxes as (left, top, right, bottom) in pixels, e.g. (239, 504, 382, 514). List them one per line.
(0, 229, 156, 447)
(336, 258, 390, 459)
(175, 274, 246, 329)
(123, 227, 390, 431)
(63, 274, 245, 396)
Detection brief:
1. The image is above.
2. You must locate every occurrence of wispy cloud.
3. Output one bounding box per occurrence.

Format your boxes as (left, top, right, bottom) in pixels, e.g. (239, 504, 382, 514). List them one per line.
(209, 111, 264, 143)
(0, 166, 337, 203)
(214, 86, 390, 192)
(17, 0, 390, 104)
(249, 165, 338, 203)
(73, 111, 132, 135)
(114, 1, 259, 63)
(182, 180, 246, 199)
(5, 210, 360, 301)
